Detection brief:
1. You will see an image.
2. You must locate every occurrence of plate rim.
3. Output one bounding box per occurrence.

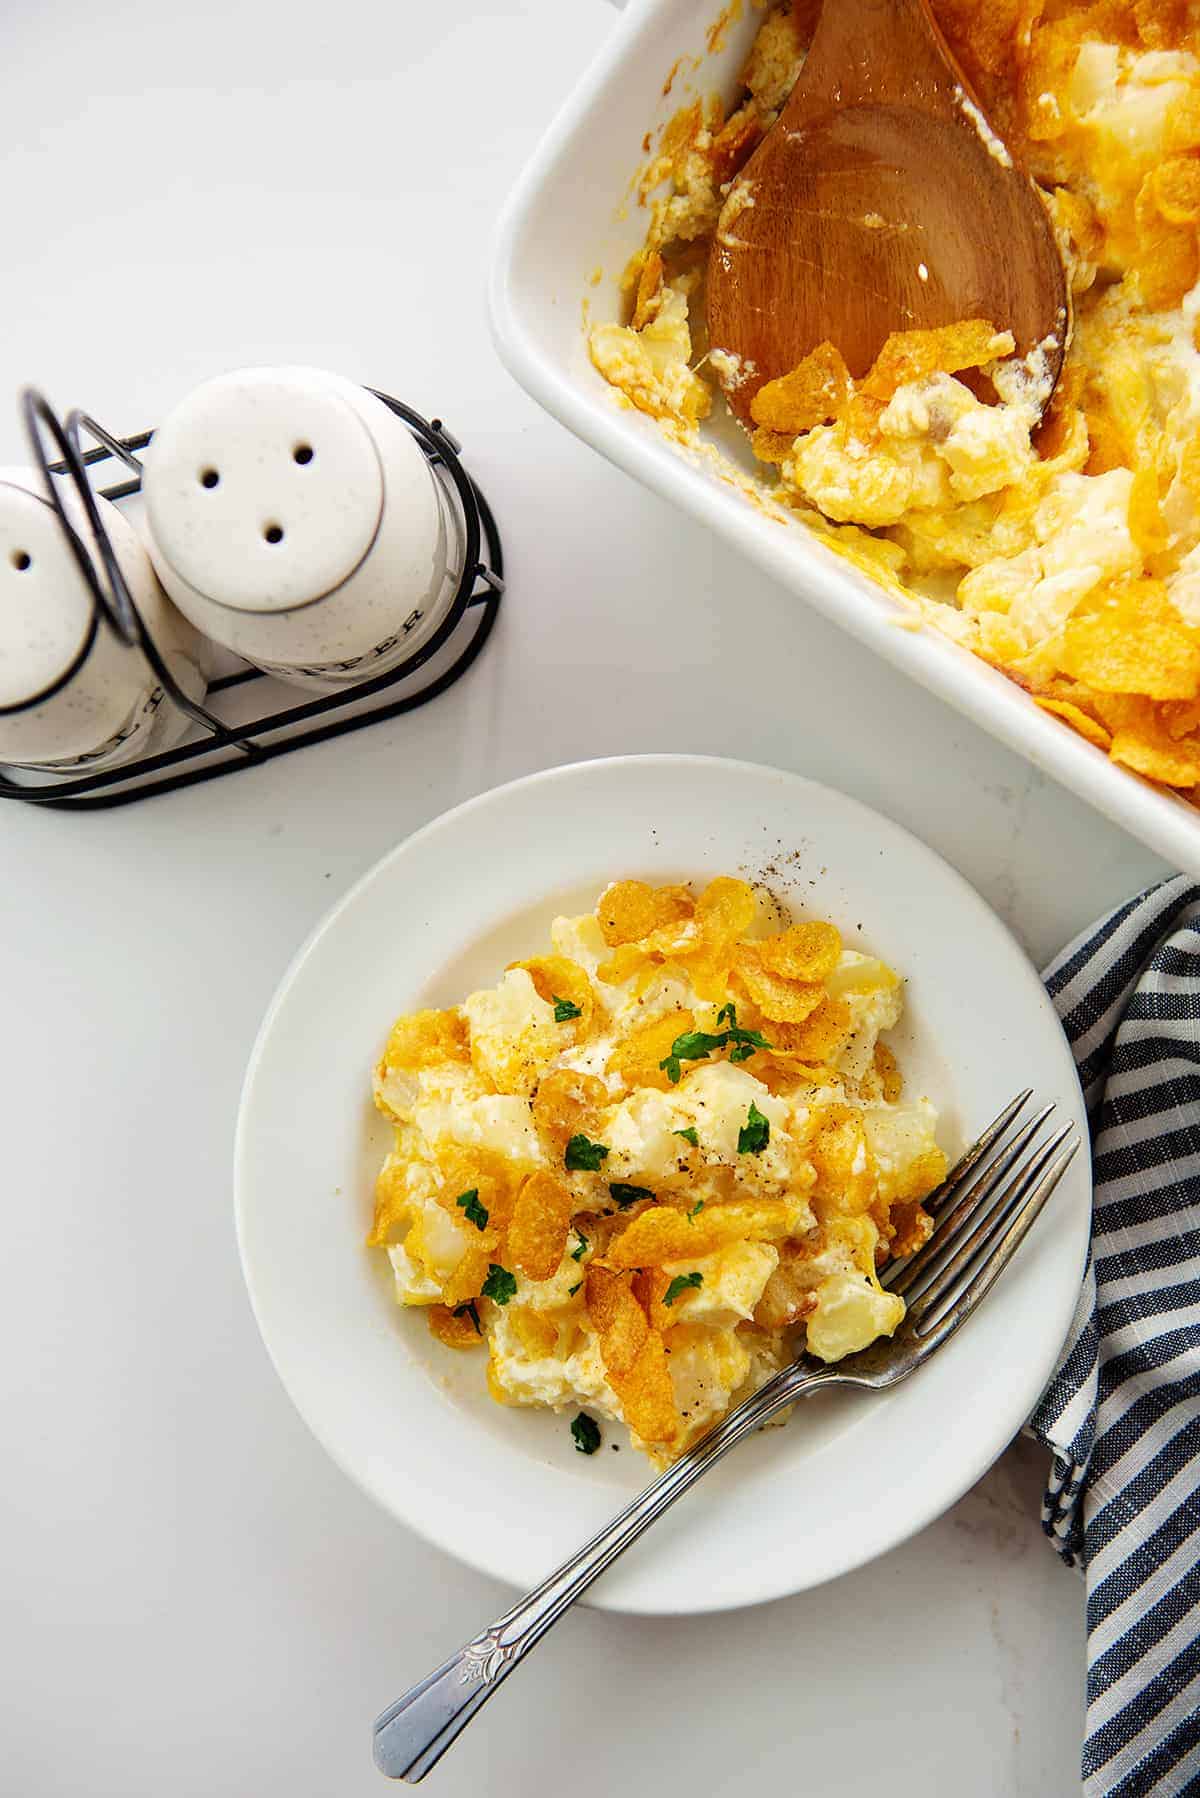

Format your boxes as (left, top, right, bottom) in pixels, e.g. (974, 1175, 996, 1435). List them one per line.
(234, 752, 1091, 1614)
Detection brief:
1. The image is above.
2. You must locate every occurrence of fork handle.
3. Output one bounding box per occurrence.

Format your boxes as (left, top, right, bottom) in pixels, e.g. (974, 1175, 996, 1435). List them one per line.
(373, 1360, 833, 1782)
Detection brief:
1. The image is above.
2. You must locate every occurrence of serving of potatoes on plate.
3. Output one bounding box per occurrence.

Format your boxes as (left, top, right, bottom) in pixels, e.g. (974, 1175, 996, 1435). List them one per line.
(368, 877, 947, 1465)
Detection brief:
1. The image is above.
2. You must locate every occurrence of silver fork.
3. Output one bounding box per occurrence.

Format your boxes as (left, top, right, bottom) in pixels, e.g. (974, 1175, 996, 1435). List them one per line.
(374, 1090, 1079, 1783)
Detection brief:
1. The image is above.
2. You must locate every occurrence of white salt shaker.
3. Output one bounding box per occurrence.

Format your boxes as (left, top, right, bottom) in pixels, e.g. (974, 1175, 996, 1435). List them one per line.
(140, 367, 464, 691)
(0, 468, 207, 773)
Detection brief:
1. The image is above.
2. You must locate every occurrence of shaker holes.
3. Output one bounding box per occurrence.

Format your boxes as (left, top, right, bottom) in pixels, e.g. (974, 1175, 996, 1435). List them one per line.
(264, 524, 285, 544)
(200, 469, 220, 489)
(10, 550, 31, 571)
(293, 444, 314, 464)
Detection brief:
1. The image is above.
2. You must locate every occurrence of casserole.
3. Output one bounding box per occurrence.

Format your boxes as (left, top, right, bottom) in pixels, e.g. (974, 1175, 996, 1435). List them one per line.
(490, 0, 1200, 873)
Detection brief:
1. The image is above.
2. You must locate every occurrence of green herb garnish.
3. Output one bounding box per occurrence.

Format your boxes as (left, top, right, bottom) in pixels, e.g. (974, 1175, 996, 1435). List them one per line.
(553, 995, 583, 1023)
(674, 1126, 700, 1147)
(568, 1281, 582, 1297)
(687, 1200, 705, 1222)
(719, 1003, 772, 1062)
(455, 1188, 488, 1231)
(565, 1133, 610, 1172)
(451, 1300, 482, 1335)
(481, 1263, 517, 1306)
(659, 1005, 771, 1083)
(659, 1030, 726, 1086)
(609, 1182, 654, 1208)
(570, 1229, 589, 1262)
(738, 1101, 771, 1155)
(571, 1412, 601, 1455)
(664, 1271, 703, 1307)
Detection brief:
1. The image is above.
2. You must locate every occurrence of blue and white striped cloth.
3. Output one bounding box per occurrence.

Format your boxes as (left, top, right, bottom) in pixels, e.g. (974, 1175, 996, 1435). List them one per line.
(1030, 876, 1200, 1796)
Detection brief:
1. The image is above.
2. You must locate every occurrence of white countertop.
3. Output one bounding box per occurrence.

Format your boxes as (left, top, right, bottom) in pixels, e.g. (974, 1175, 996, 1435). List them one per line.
(0, 3, 1168, 1792)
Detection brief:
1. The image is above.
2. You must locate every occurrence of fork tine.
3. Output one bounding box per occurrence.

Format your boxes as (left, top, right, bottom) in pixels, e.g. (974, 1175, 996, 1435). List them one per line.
(910, 1138, 1081, 1346)
(886, 1100, 1054, 1297)
(921, 1089, 1032, 1218)
(909, 1126, 1079, 1327)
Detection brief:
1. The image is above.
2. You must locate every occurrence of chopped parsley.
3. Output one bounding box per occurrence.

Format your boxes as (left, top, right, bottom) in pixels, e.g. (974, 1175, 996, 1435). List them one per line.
(718, 1002, 771, 1063)
(659, 1005, 771, 1083)
(553, 995, 583, 1023)
(481, 1263, 517, 1306)
(455, 1188, 488, 1231)
(570, 1229, 589, 1262)
(687, 1200, 705, 1222)
(663, 1271, 703, 1307)
(565, 1133, 610, 1172)
(738, 1101, 771, 1155)
(659, 1030, 725, 1085)
(451, 1300, 481, 1335)
(674, 1126, 700, 1147)
(571, 1412, 601, 1455)
(609, 1182, 654, 1208)
(568, 1280, 582, 1297)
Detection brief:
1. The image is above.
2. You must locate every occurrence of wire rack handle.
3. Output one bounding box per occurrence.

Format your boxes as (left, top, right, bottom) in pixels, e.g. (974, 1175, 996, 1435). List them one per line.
(17, 391, 249, 747)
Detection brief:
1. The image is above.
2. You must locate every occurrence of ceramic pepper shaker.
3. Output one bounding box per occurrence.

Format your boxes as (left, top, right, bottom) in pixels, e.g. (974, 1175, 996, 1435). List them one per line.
(0, 467, 206, 773)
(140, 366, 464, 691)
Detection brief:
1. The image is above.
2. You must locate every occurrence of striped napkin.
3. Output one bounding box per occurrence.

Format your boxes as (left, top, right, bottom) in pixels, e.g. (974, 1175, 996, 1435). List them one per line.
(1030, 876, 1200, 1796)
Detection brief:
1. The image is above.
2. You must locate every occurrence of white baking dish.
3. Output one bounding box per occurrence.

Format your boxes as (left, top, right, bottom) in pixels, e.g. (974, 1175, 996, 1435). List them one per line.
(490, 0, 1200, 875)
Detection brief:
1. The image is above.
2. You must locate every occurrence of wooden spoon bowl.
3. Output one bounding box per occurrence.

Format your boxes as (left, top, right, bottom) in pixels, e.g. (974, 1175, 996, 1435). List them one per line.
(706, 0, 1068, 424)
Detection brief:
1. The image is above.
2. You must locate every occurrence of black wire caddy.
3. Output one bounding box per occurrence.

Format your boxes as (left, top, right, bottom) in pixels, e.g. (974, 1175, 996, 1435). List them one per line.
(0, 387, 504, 810)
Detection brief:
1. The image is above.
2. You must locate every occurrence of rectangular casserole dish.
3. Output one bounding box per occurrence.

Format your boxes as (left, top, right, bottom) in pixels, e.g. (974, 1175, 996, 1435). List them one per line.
(489, 0, 1200, 874)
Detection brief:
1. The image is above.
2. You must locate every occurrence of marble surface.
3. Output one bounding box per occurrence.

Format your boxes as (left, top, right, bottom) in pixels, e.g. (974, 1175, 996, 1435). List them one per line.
(0, 1, 1169, 1792)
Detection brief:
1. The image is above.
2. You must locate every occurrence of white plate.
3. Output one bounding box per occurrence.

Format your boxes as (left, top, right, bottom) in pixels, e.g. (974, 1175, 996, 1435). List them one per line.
(489, 0, 1200, 875)
(235, 755, 1090, 1616)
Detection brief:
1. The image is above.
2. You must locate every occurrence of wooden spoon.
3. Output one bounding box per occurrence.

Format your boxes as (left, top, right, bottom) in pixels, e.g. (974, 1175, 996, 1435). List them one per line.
(705, 0, 1068, 425)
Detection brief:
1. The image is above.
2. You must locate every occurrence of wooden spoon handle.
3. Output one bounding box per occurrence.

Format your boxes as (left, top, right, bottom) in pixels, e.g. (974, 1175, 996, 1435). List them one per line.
(796, 0, 965, 111)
